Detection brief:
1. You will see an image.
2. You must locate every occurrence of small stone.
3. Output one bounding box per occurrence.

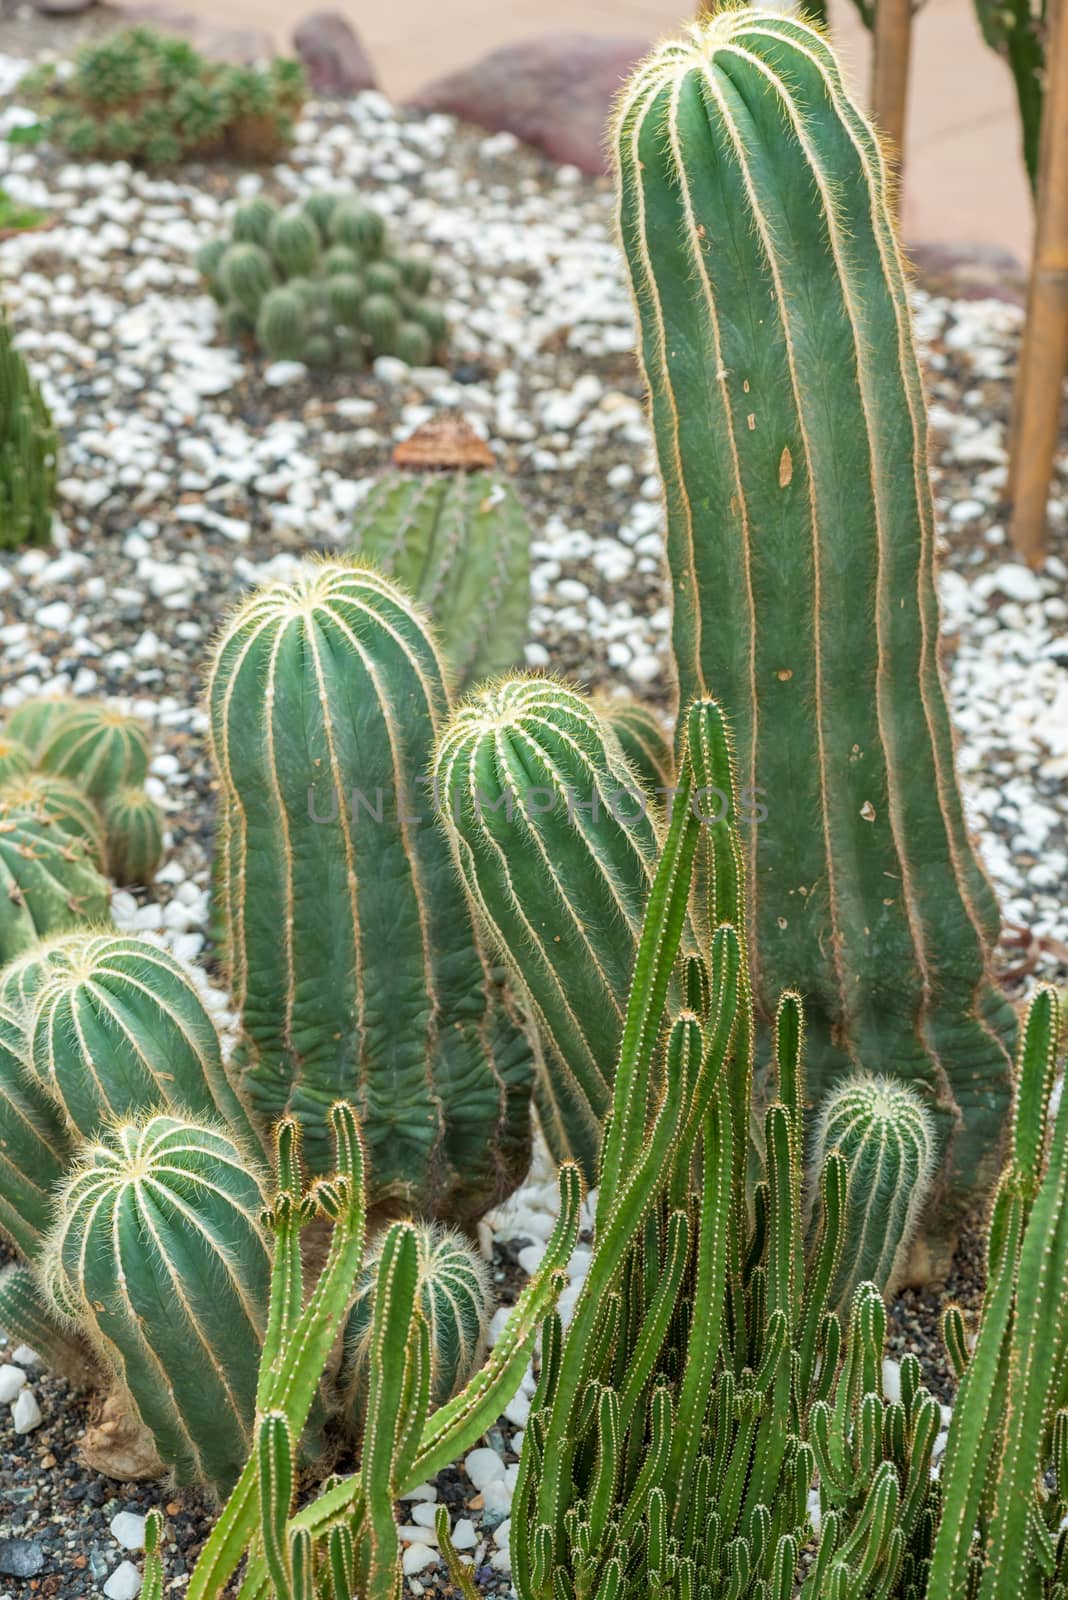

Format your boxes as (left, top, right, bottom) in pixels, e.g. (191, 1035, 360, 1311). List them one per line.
(0, 1366, 27, 1403)
(0, 1539, 45, 1578)
(450, 1518, 477, 1550)
(11, 1388, 42, 1433)
(10, 1346, 40, 1366)
(110, 1512, 147, 1551)
(401, 1543, 438, 1576)
(264, 361, 308, 387)
(104, 1559, 143, 1600)
(464, 1445, 506, 1490)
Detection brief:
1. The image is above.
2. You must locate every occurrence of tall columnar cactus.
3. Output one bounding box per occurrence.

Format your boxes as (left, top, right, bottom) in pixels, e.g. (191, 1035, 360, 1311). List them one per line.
(347, 420, 531, 695)
(932, 985, 1068, 1598)
(0, 797, 111, 962)
(103, 786, 165, 885)
(0, 999, 75, 1260)
(0, 771, 107, 871)
(339, 1221, 493, 1412)
(44, 1113, 272, 1496)
(0, 314, 58, 549)
(207, 560, 533, 1213)
(434, 674, 662, 1181)
(28, 933, 263, 1152)
(615, 9, 1016, 1241)
(36, 700, 150, 800)
(809, 1072, 937, 1310)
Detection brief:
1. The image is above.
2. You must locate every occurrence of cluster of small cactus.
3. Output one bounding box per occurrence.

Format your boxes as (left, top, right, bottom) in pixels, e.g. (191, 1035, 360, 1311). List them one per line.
(198, 191, 448, 369)
(21, 28, 304, 167)
(0, 313, 57, 550)
(347, 417, 531, 693)
(615, 6, 1018, 1263)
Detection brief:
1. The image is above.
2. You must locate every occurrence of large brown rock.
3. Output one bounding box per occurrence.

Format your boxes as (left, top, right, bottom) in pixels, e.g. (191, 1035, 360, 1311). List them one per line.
(101, 2, 275, 63)
(409, 33, 649, 174)
(293, 11, 377, 96)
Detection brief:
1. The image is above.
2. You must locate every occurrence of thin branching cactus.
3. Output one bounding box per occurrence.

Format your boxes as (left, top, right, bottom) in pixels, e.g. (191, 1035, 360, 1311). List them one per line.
(615, 6, 1016, 1255)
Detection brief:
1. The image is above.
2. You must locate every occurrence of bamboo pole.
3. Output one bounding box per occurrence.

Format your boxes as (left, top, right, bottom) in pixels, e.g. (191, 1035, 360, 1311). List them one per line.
(871, 0, 914, 205)
(1009, 0, 1068, 565)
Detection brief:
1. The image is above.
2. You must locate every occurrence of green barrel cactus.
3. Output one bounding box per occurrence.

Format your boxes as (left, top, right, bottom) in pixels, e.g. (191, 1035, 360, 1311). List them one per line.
(256, 286, 306, 360)
(615, 8, 1016, 1241)
(0, 735, 32, 786)
(1, 314, 58, 550)
(44, 1113, 272, 1496)
(207, 560, 533, 1214)
(347, 432, 531, 695)
(330, 201, 384, 256)
(4, 696, 78, 759)
(0, 929, 87, 1025)
(595, 695, 674, 797)
(36, 700, 150, 800)
(220, 241, 275, 314)
(0, 797, 111, 962)
(268, 206, 320, 276)
(0, 999, 75, 1260)
(0, 771, 107, 871)
(809, 1072, 937, 1309)
(339, 1221, 493, 1413)
(434, 674, 662, 1181)
(29, 932, 262, 1150)
(232, 197, 276, 247)
(395, 320, 432, 368)
(103, 786, 164, 885)
(0, 1263, 89, 1381)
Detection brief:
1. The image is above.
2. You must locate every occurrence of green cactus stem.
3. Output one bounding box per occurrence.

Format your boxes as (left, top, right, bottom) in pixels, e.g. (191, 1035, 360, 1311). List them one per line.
(0, 735, 32, 786)
(0, 797, 111, 963)
(0, 928, 87, 1025)
(44, 1113, 272, 1496)
(4, 696, 77, 759)
(207, 560, 533, 1213)
(0, 1263, 90, 1381)
(434, 674, 662, 1182)
(0, 1000, 75, 1260)
(36, 700, 150, 800)
(595, 695, 675, 797)
(614, 8, 1015, 1246)
(102, 786, 165, 885)
(0, 771, 107, 871)
(0, 314, 58, 550)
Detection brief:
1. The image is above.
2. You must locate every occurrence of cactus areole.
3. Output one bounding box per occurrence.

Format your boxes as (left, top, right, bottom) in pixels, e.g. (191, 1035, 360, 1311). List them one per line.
(616, 9, 1015, 1245)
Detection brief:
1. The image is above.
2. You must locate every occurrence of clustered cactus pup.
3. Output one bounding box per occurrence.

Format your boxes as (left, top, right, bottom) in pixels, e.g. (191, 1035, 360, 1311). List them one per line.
(207, 560, 534, 1214)
(199, 191, 448, 370)
(348, 416, 531, 694)
(615, 5, 1016, 1259)
(0, 313, 58, 549)
(21, 27, 305, 167)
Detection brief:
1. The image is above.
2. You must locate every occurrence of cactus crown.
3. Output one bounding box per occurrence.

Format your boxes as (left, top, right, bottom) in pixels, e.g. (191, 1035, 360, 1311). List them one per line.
(199, 190, 447, 371)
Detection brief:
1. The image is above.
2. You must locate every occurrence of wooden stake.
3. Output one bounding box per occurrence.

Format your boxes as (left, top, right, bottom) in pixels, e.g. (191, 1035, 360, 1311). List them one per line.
(1009, 0, 1068, 565)
(871, 0, 913, 204)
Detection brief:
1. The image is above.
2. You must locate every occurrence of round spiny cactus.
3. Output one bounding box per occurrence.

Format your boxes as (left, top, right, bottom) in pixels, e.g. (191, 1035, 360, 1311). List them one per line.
(0, 1263, 89, 1381)
(329, 201, 383, 256)
(44, 1113, 271, 1495)
(398, 255, 432, 295)
(339, 1221, 493, 1413)
(0, 999, 75, 1261)
(434, 675, 662, 1181)
(359, 293, 398, 352)
(364, 260, 400, 297)
(326, 274, 363, 326)
(207, 560, 533, 1212)
(220, 241, 275, 315)
(36, 701, 150, 801)
(29, 932, 262, 1152)
(256, 286, 306, 361)
(0, 800, 111, 963)
(102, 786, 164, 886)
(396, 320, 431, 368)
(595, 696, 674, 799)
(324, 243, 360, 277)
(0, 735, 32, 787)
(0, 928, 88, 1025)
(268, 205, 320, 276)
(810, 1072, 938, 1308)
(302, 191, 338, 235)
(5, 696, 77, 760)
(196, 237, 228, 282)
(231, 197, 277, 247)
(0, 771, 107, 871)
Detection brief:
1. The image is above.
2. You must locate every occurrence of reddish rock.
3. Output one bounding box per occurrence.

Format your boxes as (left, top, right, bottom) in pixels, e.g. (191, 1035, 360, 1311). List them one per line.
(293, 11, 377, 97)
(102, 2, 275, 63)
(409, 33, 649, 174)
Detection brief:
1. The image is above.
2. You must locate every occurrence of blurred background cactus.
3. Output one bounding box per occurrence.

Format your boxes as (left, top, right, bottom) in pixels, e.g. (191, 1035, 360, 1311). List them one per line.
(0, 314, 57, 550)
(18, 28, 304, 168)
(348, 417, 531, 692)
(616, 6, 1016, 1263)
(199, 190, 448, 370)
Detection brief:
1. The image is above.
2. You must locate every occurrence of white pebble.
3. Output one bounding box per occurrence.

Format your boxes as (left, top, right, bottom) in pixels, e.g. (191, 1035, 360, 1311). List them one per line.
(450, 1518, 477, 1550)
(11, 1387, 42, 1432)
(0, 1365, 27, 1403)
(10, 1346, 39, 1367)
(401, 1543, 438, 1576)
(103, 1560, 143, 1600)
(110, 1511, 147, 1551)
(464, 1445, 506, 1490)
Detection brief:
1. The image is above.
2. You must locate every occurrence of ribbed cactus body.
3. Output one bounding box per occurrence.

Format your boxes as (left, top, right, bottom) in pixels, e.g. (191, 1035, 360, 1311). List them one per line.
(0, 735, 32, 786)
(348, 465, 531, 695)
(36, 702, 150, 801)
(0, 771, 106, 870)
(0, 1000, 74, 1260)
(5, 696, 77, 760)
(103, 786, 164, 885)
(340, 1221, 492, 1412)
(0, 1264, 89, 1379)
(0, 929, 86, 1024)
(811, 1072, 937, 1308)
(29, 933, 261, 1150)
(208, 561, 533, 1213)
(44, 1114, 271, 1495)
(615, 10, 1015, 1228)
(595, 695, 674, 797)
(434, 675, 661, 1180)
(0, 800, 111, 962)
(1, 315, 58, 549)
